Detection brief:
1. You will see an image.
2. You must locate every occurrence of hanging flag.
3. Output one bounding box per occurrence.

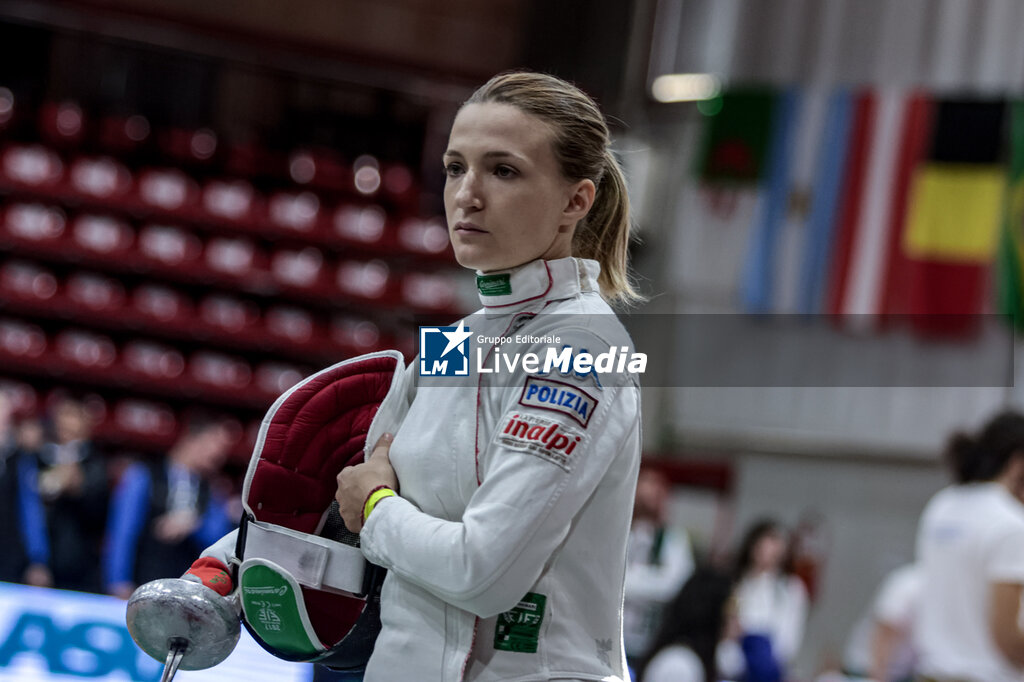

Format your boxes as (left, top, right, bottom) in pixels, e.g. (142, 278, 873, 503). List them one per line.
(772, 87, 831, 315)
(739, 88, 801, 312)
(878, 94, 936, 316)
(696, 89, 777, 184)
(898, 99, 1007, 336)
(797, 88, 856, 315)
(826, 89, 916, 325)
(673, 89, 778, 304)
(996, 101, 1024, 330)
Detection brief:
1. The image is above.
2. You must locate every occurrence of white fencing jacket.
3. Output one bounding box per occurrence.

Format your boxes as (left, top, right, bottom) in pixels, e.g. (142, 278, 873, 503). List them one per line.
(361, 257, 642, 681)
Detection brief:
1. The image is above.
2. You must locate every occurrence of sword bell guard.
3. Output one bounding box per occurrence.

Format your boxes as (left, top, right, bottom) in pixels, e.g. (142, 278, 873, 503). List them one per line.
(126, 578, 241, 671)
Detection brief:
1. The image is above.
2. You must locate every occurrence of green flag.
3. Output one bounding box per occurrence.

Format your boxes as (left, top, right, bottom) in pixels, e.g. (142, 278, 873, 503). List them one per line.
(998, 101, 1024, 330)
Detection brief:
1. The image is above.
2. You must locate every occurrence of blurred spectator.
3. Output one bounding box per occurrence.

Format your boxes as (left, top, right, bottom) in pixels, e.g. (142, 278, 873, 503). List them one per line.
(0, 393, 51, 587)
(791, 509, 829, 603)
(624, 468, 695, 666)
(718, 519, 809, 682)
(637, 567, 738, 682)
(913, 411, 1024, 682)
(838, 563, 920, 682)
(103, 415, 236, 599)
(37, 394, 108, 592)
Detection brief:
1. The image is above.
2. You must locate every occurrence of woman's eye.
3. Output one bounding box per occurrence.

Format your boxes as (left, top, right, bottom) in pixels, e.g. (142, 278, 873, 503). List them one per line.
(444, 163, 464, 177)
(494, 165, 517, 178)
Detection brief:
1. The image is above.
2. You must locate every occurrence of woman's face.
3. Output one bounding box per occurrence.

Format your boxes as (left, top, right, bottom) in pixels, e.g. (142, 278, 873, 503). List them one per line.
(443, 102, 592, 272)
(752, 530, 786, 572)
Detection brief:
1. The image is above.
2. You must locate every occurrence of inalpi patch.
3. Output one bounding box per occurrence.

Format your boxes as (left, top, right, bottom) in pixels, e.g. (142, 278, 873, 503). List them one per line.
(497, 412, 585, 471)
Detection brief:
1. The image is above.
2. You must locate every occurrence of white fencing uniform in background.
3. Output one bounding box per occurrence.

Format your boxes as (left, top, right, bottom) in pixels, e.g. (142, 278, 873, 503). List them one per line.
(914, 482, 1024, 682)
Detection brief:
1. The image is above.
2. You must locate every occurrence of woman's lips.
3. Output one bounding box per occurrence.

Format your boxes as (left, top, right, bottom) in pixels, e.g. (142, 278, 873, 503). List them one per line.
(454, 222, 487, 234)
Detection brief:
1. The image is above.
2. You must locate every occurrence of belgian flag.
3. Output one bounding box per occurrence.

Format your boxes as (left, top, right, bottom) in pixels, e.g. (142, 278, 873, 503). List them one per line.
(893, 99, 1007, 335)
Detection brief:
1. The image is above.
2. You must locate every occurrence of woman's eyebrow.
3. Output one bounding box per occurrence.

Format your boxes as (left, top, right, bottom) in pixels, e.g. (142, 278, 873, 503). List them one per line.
(443, 150, 524, 161)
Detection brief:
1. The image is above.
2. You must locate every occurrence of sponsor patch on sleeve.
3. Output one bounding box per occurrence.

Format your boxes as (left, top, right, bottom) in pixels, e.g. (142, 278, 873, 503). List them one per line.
(518, 376, 598, 428)
(497, 412, 586, 472)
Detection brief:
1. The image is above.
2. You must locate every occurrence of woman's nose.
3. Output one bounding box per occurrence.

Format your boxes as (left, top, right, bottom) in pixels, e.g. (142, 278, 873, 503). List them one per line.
(454, 170, 483, 209)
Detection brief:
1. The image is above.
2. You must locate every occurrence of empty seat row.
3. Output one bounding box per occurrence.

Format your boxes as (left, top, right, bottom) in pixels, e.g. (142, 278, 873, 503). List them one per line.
(0, 203, 465, 313)
(0, 317, 313, 408)
(0, 145, 447, 257)
(0, 259, 417, 360)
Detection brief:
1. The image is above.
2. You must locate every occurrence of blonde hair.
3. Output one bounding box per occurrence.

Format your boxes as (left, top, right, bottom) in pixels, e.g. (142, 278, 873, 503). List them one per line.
(465, 71, 642, 305)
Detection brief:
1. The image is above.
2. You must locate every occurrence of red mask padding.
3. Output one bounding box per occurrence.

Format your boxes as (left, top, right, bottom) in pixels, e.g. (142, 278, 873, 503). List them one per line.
(244, 353, 400, 652)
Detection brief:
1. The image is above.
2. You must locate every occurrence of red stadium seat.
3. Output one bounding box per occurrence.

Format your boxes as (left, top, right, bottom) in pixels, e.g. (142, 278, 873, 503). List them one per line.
(333, 204, 387, 245)
(111, 398, 178, 440)
(254, 362, 304, 397)
(381, 163, 417, 206)
(159, 127, 219, 164)
(137, 224, 203, 269)
(0, 261, 58, 303)
(1, 145, 64, 188)
(202, 178, 258, 223)
(401, 271, 459, 310)
(397, 216, 450, 255)
(0, 379, 38, 418)
(69, 156, 133, 201)
(225, 142, 286, 179)
(352, 155, 381, 197)
(288, 148, 349, 192)
(71, 214, 134, 257)
(0, 319, 46, 358)
(39, 101, 85, 147)
(263, 305, 315, 345)
(336, 259, 390, 299)
(204, 236, 262, 279)
(198, 294, 260, 334)
(330, 315, 381, 353)
(0, 88, 14, 131)
(55, 329, 117, 370)
(2, 203, 67, 245)
(98, 114, 151, 154)
(189, 350, 252, 391)
(270, 246, 325, 290)
(131, 284, 194, 325)
(267, 190, 320, 233)
(65, 272, 127, 313)
(122, 339, 186, 381)
(137, 168, 200, 213)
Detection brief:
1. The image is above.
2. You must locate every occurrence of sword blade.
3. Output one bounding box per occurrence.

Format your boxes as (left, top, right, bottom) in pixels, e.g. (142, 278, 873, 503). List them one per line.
(159, 638, 189, 682)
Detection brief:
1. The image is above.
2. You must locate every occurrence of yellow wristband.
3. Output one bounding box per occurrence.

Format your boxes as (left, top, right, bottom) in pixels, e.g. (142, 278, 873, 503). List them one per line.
(362, 487, 396, 525)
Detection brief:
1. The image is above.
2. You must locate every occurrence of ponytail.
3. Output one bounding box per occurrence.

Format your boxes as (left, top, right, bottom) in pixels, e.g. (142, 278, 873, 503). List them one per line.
(944, 411, 1024, 484)
(945, 432, 981, 484)
(574, 150, 642, 306)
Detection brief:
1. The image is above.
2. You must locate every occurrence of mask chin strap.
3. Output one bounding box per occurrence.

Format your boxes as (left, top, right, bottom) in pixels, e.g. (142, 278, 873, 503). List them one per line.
(240, 507, 369, 597)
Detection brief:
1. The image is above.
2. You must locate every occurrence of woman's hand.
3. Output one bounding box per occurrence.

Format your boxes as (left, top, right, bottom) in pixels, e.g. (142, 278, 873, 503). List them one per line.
(336, 433, 398, 532)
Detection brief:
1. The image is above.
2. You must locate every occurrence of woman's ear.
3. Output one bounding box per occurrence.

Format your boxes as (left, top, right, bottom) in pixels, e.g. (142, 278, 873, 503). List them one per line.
(561, 179, 596, 229)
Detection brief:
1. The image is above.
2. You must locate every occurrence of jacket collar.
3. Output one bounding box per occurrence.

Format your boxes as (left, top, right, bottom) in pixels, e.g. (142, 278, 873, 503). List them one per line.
(477, 257, 600, 317)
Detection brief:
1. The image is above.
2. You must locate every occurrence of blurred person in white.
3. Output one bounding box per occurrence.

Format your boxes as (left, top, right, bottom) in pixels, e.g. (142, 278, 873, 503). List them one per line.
(637, 567, 738, 682)
(718, 519, 809, 682)
(624, 467, 695, 668)
(37, 394, 108, 592)
(837, 562, 921, 682)
(913, 411, 1024, 682)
